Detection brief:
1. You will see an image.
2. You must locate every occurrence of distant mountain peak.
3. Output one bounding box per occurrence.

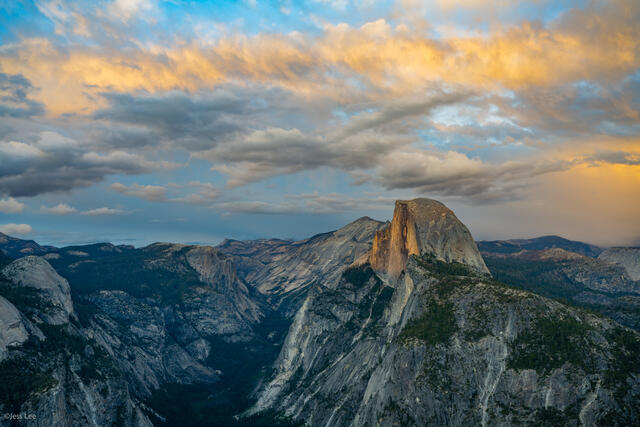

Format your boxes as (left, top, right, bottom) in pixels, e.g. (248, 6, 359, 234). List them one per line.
(478, 235, 603, 257)
(369, 198, 489, 279)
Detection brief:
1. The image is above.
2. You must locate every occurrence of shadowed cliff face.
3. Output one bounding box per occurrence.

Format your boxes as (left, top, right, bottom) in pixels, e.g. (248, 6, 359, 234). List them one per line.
(370, 199, 489, 279)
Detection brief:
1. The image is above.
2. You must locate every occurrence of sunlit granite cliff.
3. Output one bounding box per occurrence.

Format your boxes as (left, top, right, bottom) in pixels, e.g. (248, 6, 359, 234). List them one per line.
(369, 198, 489, 279)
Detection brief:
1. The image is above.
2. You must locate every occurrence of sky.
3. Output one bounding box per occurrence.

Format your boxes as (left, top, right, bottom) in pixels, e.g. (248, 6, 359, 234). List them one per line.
(0, 0, 639, 248)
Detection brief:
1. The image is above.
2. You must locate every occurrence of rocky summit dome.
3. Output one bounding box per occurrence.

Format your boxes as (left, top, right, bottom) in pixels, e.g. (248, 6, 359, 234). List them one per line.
(369, 198, 489, 279)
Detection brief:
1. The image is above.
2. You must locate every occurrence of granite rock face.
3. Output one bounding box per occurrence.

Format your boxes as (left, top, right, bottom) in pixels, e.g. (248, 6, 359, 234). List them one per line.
(498, 248, 638, 295)
(2, 256, 74, 324)
(370, 199, 489, 279)
(56, 243, 272, 401)
(252, 257, 640, 426)
(0, 295, 28, 359)
(599, 247, 640, 281)
(219, 216, 386, 316)
(0, 259, 152, 427)
(251, 200, 640, 426)
(0, 243, 277, 425)
(1, 200, 640, 426)
(481, 247, 640, 330)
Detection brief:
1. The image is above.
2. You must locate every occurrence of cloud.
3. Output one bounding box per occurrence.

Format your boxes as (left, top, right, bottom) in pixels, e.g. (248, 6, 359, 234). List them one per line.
(92, 89, 255, 150)
(210, 192, 399, 215)
(112, 181, 220, 205)
(36, 0, 156, 40)
(0, 131, 179, 197)
(0, 73, 44, 118)
(0, 197, 25, 213)
(0, 141, 45, 159)
(0, 0, 638, 246)
(214, 201, 300, 215)
(168, 181, 220, 205)
(285, 192, 397, 213)
(81, 207, 126, 216)
(198, 90, 468, 186)
(108, 0, 154, 21)
(4, 1, 639, 116)
(40, 203, 78, 215)
(0, 223, 32, 235)
(584, 150, 640, 166)
(375, 149, 572, 202)
(188, 87, 574, 202)
(111, 182, 167, 201)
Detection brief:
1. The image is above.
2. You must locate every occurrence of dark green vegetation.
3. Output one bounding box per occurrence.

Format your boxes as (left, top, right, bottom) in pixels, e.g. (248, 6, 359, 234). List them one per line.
(1, 239, 297, 426)
(340, 265, 396, 337)
(532, 406, 578, 426)
(420, 351, 453, 391)
(0, 279, 50, 313)
(47, 245, 203, 302)
(73, 297, 101, 328)
(145, 311, 293, 427)
(31, 242, 295, 426)
(0, 251, 13, 268)
(342, 264, 381, 288)
(0, 322, 121, 412)
(0, 274, 120, 385)
(29, 324, 120, 382)
(147, 384, 303, 427)
(484, 257, 582, 301)
(507, 317, 594, 374)
(603, 327, 640, 400)
(400, 299, 458, 345)
(0, 358, 57, 412)
(415, 253, 478, 278)
(371, 285, 394, 319)
(484, 255, 640, 331)
(0, 233, 55, 258)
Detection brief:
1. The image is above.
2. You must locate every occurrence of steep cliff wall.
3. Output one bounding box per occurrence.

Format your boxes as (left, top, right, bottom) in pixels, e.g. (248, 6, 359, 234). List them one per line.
(370, 199, 489, 279)
(250, 199, 640, 426)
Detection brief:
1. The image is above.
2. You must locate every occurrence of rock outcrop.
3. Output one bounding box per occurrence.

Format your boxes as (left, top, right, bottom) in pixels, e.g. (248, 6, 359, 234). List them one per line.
(36, 241, 288, 425)
(2, 202, 640, 426)
(250, 199, 640, 426)
(0, 295, 28, 359)
(0, 241, 282, 425)
(219, 216, 386, 316)
(2, 256, 74, 324)
(480, 247, 640, 330)
(599, 247, 640, 281)
(0, 261, 152, 426)
(185, 245, 262, 323)
(369, 199, 489, 279)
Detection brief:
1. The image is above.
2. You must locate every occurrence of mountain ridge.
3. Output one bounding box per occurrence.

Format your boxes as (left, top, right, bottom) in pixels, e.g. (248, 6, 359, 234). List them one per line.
(478, 235, 603, 257)
(369, 198, 489, 279)
(249, 199, 640, 426)
(0, 200, 639, 426)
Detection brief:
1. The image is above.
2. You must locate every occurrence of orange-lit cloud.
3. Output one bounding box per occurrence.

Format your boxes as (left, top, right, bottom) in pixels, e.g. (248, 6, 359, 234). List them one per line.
(1, 1, 638, 115)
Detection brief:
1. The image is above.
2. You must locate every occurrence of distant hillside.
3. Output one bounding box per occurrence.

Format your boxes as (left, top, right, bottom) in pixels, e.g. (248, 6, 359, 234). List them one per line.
(0, 232, 55, 258)
(478, 235, 603, 257)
